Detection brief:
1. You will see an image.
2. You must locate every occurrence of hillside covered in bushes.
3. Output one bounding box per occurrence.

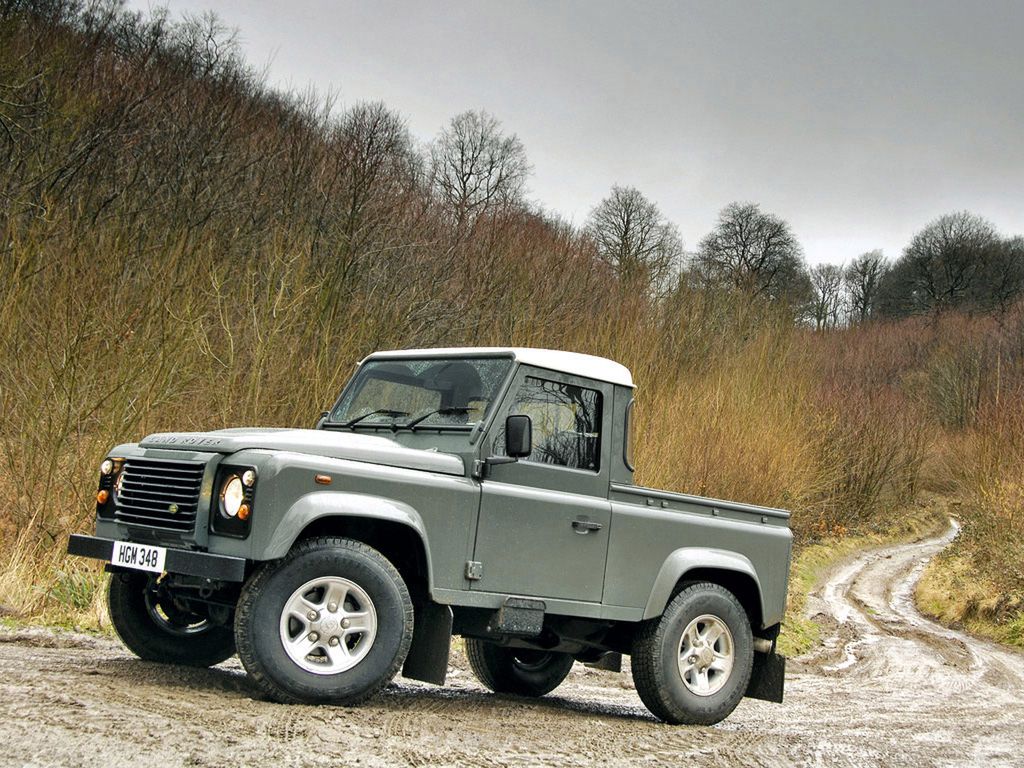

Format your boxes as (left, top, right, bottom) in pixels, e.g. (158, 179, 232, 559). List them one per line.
(1, 1, 1021, 638)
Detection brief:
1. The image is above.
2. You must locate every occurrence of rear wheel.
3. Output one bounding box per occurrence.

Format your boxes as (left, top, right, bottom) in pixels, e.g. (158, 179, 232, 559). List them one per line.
(631, 582, 753, 725)
(465, 639, 574, 697)
(107, 571, 236, 667)
(234, 537, 413, 705)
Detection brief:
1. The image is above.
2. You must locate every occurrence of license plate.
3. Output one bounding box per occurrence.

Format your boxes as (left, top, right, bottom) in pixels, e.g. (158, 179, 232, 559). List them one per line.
(111, 541, 167, 573)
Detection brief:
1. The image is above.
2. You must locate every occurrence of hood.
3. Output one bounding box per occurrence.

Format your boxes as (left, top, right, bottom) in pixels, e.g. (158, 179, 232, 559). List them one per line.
(138, 428, 465, 476)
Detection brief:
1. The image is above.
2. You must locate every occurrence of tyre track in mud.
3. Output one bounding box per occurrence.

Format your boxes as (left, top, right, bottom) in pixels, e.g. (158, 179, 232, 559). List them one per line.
(796, 519, 1024, 766)
(1, 521, 1022, 767)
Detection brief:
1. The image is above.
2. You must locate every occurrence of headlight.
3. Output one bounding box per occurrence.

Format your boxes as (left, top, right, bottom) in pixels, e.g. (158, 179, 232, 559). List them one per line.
(96, 457, 123, 517)
(220, 475, 245, 518)
(212, 466, 256, 536)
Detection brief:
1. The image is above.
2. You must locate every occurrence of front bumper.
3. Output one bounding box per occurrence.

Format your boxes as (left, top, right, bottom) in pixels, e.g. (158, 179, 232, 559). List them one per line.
(67, 534, 247, 582)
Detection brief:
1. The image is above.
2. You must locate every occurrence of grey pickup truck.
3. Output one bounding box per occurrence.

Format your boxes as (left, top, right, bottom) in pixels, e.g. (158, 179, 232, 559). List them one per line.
(68, 347, 791, 724)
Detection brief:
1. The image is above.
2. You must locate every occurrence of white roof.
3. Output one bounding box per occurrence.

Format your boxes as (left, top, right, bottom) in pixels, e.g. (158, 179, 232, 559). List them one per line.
(365, 347, 634, 387)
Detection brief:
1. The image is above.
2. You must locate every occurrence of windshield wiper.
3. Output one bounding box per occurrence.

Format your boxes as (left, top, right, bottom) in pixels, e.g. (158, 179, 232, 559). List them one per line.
(342, 409, 410, 428)
(403, 407, 476, 431)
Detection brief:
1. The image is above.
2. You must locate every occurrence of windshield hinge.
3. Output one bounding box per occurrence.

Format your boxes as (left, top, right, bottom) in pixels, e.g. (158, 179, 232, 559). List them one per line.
(465, 561, 483, 581)
(472, 460, 487, 480)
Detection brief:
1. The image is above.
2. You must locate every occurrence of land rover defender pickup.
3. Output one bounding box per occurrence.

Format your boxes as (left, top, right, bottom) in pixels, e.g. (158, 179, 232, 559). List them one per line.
(68, 347, 791, 724)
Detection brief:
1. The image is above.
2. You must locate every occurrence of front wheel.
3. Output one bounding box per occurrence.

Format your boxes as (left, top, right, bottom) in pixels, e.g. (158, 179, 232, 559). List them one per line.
(107, 571, 236, 667)
(234, 537, 413, 705)
(465, 639, 574, 697)
(631, 582, 753, 725)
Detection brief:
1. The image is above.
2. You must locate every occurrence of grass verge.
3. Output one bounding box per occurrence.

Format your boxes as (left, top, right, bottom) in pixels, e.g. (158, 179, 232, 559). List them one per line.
(916, 552, 1024, 650)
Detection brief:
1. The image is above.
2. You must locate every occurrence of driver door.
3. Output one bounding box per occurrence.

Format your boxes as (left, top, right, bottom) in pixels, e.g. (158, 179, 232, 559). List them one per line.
(471, 367, 612, 603)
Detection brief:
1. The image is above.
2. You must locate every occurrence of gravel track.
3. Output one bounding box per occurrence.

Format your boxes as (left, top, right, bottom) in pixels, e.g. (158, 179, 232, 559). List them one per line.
(1, 522, 1021, 767)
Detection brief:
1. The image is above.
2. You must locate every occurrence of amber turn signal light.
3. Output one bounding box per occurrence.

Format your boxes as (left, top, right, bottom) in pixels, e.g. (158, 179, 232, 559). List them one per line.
(237, 503, 251, 521)
(314, 474, 332, 485)
(96, 489, 110, 504)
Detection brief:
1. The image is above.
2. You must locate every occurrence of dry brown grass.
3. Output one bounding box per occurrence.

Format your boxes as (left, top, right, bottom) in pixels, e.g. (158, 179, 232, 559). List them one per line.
(0, 229, 934, 627)
(912, 313, 1024, 639)
(917, 553, 1024, 648)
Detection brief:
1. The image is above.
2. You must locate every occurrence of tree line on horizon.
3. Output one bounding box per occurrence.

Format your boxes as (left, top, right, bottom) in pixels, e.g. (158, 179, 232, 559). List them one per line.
(585, 186, 1024, 330)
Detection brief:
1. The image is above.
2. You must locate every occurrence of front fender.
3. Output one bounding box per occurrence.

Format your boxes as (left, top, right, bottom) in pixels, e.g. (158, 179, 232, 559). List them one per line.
(642, 547, 765, 622)
(262, 491, 431, 573)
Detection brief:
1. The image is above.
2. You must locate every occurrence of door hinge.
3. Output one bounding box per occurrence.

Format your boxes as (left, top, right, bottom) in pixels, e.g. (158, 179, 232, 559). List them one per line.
(465, 560, 484, 581)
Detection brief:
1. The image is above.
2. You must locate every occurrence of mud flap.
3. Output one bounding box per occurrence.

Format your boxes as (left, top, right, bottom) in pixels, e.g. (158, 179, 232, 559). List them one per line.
(402, 601, 453, 685)
(746, 652, 786, 703)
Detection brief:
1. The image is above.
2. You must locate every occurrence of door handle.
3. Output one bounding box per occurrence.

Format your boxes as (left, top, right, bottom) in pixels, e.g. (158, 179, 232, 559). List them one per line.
(572, 518, 603, 534)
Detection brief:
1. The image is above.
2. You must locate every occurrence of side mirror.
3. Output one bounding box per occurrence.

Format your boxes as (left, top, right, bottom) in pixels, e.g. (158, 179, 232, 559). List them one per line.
(474, 414, 534, 479)
(504, 414, 532, 458)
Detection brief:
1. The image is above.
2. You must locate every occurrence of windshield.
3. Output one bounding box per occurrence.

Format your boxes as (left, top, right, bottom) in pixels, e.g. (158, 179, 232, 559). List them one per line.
(328, 357, 513, 431)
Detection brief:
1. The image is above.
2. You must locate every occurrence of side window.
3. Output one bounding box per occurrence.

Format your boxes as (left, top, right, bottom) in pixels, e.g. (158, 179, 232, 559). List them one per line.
(497, 377, 602, 471)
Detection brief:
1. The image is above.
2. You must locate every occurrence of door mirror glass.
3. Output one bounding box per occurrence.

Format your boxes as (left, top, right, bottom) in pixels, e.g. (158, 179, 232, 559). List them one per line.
(504, 414, 532, 458)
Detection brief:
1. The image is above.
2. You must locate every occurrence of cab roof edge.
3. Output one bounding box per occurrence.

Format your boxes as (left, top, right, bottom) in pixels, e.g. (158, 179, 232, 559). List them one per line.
(364, 347, 635, 388)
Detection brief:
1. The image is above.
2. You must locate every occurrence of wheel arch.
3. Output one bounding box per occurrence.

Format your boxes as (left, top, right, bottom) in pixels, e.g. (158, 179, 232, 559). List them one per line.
(642, 548, 767, 629)
(263, 492, 433, 598)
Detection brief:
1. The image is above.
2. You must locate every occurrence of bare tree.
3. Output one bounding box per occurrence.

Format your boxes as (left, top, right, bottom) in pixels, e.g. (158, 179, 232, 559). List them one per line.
(694, 202, 809, 302)
(976, 236, 1024, 313)
(585, 185, 682, 295)
(429, 110, 529, 229)
(809, 263, 846, 329)
(309, 101, 422, 305)
(334, 102, 420, 253)
(844, 250, 888, 323)
(900, 211, 999, 312)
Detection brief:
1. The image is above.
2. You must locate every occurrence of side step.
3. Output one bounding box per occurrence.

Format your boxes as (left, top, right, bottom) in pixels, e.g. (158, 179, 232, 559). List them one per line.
(487, 597, 546, 637)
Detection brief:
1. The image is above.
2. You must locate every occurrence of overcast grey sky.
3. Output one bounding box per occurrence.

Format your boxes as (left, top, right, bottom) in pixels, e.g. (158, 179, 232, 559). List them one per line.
(128, 0, 1024, 265)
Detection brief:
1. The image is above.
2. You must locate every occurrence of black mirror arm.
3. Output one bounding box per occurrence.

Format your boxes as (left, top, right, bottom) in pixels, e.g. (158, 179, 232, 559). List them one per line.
(472, 455, 518, 479)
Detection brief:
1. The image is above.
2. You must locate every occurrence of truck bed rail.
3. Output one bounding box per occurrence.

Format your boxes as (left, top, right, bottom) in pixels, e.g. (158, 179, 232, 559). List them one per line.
(610, 483, 791, 521)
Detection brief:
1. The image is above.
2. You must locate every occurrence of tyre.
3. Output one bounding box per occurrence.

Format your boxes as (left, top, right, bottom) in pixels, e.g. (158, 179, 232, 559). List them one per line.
(465, 639, 574, 697)
(631, 582, 753, 725)
(107, 571, 236, 667)
(234, 537, 413, 705)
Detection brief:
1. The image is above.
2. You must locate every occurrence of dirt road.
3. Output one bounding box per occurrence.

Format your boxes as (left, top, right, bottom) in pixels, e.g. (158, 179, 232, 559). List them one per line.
(2, 522, 1022, 767)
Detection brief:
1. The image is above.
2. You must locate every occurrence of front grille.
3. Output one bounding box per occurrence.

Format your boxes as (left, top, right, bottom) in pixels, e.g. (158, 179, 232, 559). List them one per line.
(114, 457, 205, 532)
